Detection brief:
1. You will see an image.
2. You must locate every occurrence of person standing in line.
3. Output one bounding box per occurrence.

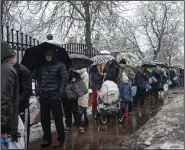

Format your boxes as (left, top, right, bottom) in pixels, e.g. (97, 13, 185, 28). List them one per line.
(75, 68, 89, 125)
(62, 67, 84, 133)
(1, 41, 20, 143)
(35, 50, 68, 148)
(90, 65, 104, 118)
(9, 51, 32, 149)
(133, 66, 149, 108)
(118, 59, 136, 114)
(119, 74, 132, 117)
(103, 60, 119, 83)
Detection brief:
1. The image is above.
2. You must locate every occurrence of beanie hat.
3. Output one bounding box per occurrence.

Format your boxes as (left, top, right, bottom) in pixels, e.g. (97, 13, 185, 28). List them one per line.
(10, 50, 16, 57)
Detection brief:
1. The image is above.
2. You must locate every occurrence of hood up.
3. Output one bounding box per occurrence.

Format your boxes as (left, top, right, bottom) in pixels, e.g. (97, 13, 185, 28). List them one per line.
(1, 41, 12, 62)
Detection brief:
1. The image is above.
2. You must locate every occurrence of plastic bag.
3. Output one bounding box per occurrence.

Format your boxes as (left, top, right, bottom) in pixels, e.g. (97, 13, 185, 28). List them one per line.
(149, 78, 153, 84)
(131, 86, 137, 97)
(66, 79, 88, 99)
(1, 136, 23, 149)
(29, 102, 40, 125)
(167, 80, 173, 86)
(151, 76, 158, 83)
(163, 84, 168, 92)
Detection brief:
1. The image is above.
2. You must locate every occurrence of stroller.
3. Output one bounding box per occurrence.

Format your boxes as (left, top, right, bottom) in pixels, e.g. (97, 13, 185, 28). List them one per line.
(95, 80, 124, 125)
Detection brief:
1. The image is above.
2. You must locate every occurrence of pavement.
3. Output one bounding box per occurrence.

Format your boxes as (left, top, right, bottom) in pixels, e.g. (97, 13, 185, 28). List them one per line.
(28, 87, 183, 150)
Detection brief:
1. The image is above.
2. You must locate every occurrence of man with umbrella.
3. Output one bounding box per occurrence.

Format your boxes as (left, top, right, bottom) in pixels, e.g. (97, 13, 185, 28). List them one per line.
(35, 50, 68, 148)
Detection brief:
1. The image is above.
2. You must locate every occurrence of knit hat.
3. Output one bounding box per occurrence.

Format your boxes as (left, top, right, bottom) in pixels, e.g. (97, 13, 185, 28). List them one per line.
(10, 50, 16, 57)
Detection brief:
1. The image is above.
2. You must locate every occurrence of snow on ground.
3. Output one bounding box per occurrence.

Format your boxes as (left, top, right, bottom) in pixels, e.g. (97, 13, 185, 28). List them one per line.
(121, 90, 184, 149)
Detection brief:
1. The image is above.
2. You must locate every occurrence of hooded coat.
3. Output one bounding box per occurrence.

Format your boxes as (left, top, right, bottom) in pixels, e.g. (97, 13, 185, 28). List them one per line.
(1, 41, 19, 141)
(75, 68, 89, 108)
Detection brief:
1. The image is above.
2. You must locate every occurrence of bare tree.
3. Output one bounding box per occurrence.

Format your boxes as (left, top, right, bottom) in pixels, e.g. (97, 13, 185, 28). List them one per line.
(137, 1, 184, 61)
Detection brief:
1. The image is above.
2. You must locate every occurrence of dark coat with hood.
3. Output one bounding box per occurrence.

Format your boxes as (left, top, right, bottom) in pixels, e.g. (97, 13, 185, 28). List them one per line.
(134, 70, 149, 90)
(35, 51, 68, 99)
(1, 41, 19, 141)
(14, 63, 32, 113)
(103, 60, 119, 83)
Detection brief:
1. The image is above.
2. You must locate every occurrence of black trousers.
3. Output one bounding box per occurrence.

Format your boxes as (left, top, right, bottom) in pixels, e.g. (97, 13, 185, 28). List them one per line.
(40, 96, 65, 144)
(134, 88, 146, 106)
(20, 108, 30, 149)
(128, 101, 133, 112)
(62, 98, 81, 128)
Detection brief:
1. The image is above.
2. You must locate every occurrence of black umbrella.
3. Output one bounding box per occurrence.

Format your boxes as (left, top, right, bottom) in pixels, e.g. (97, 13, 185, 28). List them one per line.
(141, 60, 157, 67)
(152, 66, 164, 75)
(69, 54, 93, 70)
(21, 42, 72, 72)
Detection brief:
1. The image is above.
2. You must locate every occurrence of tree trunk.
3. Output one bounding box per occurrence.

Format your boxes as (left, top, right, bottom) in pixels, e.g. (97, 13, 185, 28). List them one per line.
(153, 50, 158, 61)
(83, 1, 92, 57)
(1, 0, 5, 23)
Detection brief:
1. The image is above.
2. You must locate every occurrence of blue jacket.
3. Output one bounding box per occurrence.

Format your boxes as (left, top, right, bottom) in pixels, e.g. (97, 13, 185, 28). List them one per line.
(91, 72, 103, 89)
(119, 83, 132, 101)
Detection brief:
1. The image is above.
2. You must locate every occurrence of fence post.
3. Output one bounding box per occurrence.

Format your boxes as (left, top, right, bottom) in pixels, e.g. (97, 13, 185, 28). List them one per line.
(16, 30, 19, 62)
(11, 28, 14, 48)
(21, 32, 24, 58)
(1, 25, 4, 40)
(6, 26, 9, 42)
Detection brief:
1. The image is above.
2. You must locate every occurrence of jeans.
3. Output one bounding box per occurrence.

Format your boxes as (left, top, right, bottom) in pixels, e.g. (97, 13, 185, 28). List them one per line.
(79, 106, 88, 120)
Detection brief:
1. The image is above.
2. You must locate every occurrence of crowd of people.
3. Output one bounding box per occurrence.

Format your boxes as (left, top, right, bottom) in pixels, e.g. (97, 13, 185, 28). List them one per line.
(1, 40, 184, 149)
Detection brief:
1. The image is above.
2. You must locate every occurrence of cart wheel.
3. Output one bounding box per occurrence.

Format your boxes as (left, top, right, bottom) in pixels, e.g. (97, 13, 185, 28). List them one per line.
(99, 115, 108, 125)
(118, 114, 124, 123)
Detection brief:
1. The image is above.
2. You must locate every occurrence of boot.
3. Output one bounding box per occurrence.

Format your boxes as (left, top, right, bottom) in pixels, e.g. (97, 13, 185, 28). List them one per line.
(40, 140, 51, 147)
(124, 109, 128, 118)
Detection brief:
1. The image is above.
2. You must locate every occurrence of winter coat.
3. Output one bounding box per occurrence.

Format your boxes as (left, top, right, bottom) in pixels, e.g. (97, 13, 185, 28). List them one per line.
(35, 60, 68, 98)
(119, 83, 132, 102)
(151, 71, 165, 90)
(75, 68, 89, 108)
(118, 64, 135, 85)
(134, 71, 149, 90)
(103, 63, 119, 83)
(1, 41, 20, 141)
(14, 63, 32, 113)
(91, 72, 103, 89)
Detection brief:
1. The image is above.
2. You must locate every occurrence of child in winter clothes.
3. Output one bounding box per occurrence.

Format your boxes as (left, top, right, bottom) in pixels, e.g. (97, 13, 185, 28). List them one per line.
(119, 73, 132, 117)
(75, 68, 89, 125)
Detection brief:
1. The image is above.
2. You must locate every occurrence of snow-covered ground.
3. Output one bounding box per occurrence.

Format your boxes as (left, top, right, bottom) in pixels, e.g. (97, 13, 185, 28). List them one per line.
(121, 90, 184, 149)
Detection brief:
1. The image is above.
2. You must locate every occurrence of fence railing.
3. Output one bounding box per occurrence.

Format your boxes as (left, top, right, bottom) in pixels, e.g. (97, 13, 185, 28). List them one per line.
(1, 25, 99, 63)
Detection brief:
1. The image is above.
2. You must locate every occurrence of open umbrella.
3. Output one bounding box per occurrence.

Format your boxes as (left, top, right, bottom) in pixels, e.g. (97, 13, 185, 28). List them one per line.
(117, 52, 142, 68)
(99, 50, 111, 55)
(21, 42, 72, 72)
(142, 60, 157, 67)
(69, 54, 93, 70)
(152, 66, 164, 75)
(91, 54, 115, 66)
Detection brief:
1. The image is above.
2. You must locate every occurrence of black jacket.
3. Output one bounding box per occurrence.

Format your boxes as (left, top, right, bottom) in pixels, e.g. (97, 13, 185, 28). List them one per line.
(36, 60, 68, 98)
(103, 63, 119, 82)
(14, 63, 32, 113)
(1, 41, 19, 140)
(134, 71, 149, 89)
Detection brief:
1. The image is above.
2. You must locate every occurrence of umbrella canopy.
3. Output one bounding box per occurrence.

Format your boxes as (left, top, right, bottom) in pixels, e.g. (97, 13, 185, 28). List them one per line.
(152, 66, 164, 75)
(99, 50, 111, 55)
(91, 55, 115, 66)
(21, 42, 72, 72)
(69, 54, 93, 70)
(117, 52, 142, 68)
(111, 51, 120, 58)
(142, 60, 157, 68)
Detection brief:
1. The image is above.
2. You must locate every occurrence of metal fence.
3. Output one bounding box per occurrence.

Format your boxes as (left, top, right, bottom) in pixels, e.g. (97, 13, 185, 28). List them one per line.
(1, 25, 99, 63)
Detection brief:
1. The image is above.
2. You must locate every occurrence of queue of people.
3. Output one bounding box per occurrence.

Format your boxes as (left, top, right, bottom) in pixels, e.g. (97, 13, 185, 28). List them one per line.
(1, 40, 184, 149)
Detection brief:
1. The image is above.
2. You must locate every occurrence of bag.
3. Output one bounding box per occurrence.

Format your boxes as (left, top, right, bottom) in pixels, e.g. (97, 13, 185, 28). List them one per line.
(29, 102, 40, 125)
(173, 76, 178, 81)
(1, 136, 23, 149)
(167, 79, 173, 86)
(146, 84, 152, 92)
(66, 79, 88, 99)
(151, 76, 158, 83)
(158, 91, 164, 100)
(163, 84, 168, 92)
(149, 78, 153, 84)
(131, 86, 137, 97)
